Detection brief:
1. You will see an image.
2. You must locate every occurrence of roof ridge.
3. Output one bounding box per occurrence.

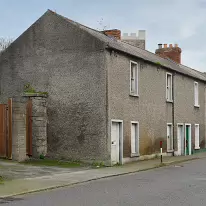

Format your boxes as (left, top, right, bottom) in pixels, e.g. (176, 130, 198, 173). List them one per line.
(165, 57, 180, 66)
(120, 39, 175, 64)
(179, 63, 206, 77)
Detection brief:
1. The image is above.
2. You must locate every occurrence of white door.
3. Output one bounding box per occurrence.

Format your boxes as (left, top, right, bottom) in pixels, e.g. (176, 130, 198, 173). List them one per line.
(177, 125, 184, 155)
(111, 122, 120, 164)
(167, 124, 173, 151)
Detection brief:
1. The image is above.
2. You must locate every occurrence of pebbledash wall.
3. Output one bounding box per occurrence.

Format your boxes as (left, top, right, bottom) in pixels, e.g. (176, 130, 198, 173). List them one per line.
(10, 95, 47, 162)
(106, 50, 206, 161)
(0, 10, 108, 163)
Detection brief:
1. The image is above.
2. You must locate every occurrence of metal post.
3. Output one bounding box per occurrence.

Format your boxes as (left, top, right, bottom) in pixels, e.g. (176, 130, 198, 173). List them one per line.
(160, 141, 163, 163)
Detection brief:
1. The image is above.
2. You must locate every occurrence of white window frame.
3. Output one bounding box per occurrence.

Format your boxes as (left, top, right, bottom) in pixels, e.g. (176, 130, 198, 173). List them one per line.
(130, 61, 139, 96)
(166, 73, 173, 102)
(194, 82, 199, 107)
(195, 124, 200, 149)
(167, 123, 173, 152)
(131, 121, 139, 157)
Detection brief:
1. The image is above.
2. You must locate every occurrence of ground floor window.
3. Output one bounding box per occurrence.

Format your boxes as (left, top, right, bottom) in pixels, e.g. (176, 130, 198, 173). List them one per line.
(131, 121, 139, 156)
(195, 124, 200, 149)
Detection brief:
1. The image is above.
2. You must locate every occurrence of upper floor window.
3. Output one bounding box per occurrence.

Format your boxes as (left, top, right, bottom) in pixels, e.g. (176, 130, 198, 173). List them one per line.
(166, 73, 173, 101)
(194, 82, 199, 107)
(130, 61, 138, 96)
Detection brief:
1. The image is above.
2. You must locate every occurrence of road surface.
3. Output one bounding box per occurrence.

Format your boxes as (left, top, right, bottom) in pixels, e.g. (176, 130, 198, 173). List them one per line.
(1, 158, 206, 206)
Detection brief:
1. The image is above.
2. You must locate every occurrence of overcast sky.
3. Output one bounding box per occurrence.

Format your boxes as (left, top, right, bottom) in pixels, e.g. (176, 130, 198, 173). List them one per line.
(1, 0, 206, 71)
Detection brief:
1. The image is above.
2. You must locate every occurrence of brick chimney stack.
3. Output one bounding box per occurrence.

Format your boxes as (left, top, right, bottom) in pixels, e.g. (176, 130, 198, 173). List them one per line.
(155, 44, 182, 64)
(103, 29, 121, 40)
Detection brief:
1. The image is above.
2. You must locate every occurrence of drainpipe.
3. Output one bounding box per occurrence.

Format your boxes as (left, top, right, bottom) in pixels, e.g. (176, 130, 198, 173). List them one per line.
(172, 73, 175, 156)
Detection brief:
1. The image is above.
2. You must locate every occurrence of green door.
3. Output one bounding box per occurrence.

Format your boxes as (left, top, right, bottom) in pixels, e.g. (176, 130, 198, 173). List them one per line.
(186, 126, 189, 155)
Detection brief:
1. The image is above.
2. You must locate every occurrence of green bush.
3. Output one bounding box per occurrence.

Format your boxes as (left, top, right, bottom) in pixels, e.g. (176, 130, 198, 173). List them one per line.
(39, 154, 45, 159)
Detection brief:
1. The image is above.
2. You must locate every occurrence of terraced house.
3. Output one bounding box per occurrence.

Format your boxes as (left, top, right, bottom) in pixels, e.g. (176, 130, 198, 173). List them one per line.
(0, 10, 205, 165)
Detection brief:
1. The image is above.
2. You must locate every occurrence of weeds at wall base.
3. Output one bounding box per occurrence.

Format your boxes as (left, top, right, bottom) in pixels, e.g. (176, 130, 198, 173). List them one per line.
(0, 176, 4, 185)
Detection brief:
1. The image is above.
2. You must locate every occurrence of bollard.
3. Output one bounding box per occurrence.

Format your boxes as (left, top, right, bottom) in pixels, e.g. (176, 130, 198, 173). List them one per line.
(160, 141, 163, 163)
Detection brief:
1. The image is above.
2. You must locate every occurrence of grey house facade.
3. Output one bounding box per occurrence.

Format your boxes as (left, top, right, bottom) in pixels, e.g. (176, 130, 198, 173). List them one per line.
(0, 10, 205, 165)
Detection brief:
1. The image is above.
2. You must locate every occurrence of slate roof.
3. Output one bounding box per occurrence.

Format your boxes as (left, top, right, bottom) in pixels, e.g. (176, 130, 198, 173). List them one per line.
(50, 10, 206, 82)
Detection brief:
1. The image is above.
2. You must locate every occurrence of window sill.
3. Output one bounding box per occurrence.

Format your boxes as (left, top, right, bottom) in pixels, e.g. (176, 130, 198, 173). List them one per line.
(194, 105, 200, 108)
(129, 93, 139, 97)
(194, 147, 200, 150)
(130, 153, 140, 157)
(167, 150, 174, 153)
(166, 100, 173, 103)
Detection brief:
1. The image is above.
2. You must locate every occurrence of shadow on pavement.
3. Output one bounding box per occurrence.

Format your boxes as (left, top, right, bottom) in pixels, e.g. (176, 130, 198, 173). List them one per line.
(0, 197, 24, 204)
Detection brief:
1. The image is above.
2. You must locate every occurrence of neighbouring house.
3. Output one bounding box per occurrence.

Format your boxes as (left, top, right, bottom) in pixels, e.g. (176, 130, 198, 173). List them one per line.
(0, 10, 205, 165)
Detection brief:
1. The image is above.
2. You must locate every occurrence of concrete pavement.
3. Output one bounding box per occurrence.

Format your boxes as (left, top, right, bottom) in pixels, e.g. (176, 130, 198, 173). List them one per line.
(0, 160, 89, 180)
(0, 152, 206, 198)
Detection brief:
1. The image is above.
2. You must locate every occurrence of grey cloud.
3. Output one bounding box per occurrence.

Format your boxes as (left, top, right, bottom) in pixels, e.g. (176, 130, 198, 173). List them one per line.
(197, 0, 206, 8)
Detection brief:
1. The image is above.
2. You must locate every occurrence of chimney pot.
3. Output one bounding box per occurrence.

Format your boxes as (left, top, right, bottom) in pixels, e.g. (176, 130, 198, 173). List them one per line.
(174, 44, 178, 47)
(158, 44, 162, 49)
(164, 44, 167, 48)
(169, 44, 173, 48)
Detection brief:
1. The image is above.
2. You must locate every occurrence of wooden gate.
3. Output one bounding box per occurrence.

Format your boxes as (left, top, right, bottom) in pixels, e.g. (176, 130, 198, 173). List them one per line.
(0, 98, 32, 159)
(0, 104, 7, 157)
(0, 99, 12, 159)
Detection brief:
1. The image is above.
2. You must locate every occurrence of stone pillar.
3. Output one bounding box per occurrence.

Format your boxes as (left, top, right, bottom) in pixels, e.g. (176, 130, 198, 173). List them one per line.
(30, 95, 48, 158)
(12, 97, 28, 162)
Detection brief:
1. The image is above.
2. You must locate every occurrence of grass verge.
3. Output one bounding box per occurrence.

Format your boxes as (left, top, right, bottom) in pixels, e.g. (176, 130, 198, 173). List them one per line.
(21, 159, 82, 168)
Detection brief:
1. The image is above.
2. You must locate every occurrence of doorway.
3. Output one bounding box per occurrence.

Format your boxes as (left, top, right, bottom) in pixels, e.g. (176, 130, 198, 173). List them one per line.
(111, 120, 123, 165)
(0, 104, 7, 157)
(177, 124, 184, 155)
(185, 124, 191, 155)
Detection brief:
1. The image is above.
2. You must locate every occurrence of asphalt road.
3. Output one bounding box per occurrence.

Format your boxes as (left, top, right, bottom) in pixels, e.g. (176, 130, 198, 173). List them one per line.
(1, 158, 206, 206)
